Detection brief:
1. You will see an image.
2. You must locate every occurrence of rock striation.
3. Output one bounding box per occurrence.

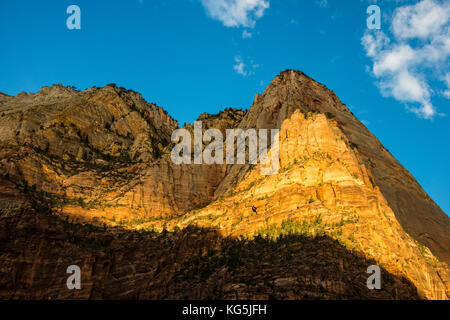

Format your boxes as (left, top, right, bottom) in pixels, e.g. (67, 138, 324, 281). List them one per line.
(0, 71, 448, 299)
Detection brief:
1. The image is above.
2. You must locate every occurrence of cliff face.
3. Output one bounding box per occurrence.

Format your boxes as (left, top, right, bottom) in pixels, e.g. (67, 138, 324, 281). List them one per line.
(0, 71, 448, 300)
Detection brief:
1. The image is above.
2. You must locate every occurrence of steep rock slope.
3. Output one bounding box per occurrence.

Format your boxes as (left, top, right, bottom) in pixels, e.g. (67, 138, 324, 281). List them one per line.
(0, 71, 448, 299)
(0, 209, 420, 299)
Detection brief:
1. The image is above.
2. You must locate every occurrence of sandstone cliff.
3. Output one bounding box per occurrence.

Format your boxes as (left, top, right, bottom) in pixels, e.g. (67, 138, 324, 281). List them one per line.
(0, 71, 448, 299)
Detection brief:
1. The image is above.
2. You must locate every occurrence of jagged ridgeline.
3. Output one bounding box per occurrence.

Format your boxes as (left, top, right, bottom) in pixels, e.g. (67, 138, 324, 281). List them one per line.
(0, 70, 448, 299)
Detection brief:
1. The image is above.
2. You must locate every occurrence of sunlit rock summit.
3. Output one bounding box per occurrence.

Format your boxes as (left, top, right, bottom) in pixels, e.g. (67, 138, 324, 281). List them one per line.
(0, 70, 448, 299)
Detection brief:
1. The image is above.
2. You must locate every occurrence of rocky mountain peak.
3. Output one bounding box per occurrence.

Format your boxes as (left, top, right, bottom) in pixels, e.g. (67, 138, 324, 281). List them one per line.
(38, 84, 77, 97)
(0, 71, 448, 300)
(240, 70, 348, 132)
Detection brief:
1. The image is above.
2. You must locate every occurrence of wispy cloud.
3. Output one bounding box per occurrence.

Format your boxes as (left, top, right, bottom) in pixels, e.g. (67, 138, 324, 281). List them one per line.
(201, 0, 269, 28)
(444, 73, 450, 98)
(362, 0, 450, 119)
(233, 56, 258, 76)
(233, 56, 247, 76)
(242, 29, 252, 38)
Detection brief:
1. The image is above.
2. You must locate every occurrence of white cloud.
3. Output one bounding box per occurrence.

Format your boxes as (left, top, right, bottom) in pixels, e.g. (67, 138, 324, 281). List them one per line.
(233, 56, 258, 76)
(233, 56, 247, 76)
(201, 0, 269, 28)
(392, 0, 449, 40)
(362, 0, 450, 119)
(443, 73, 450, 98)
(373, 44, 416, 75)
(242, 29, 252, 38)
(361, 30, 390, 57)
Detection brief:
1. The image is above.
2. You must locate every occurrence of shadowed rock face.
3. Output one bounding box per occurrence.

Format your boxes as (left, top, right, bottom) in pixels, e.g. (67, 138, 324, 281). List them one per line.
(0, 71, 448, 300)
(0, 210, 420, 300)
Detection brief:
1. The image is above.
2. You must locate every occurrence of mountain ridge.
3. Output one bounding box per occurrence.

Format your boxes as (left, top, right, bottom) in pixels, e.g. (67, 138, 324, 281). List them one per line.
(0, 70, 448, 299)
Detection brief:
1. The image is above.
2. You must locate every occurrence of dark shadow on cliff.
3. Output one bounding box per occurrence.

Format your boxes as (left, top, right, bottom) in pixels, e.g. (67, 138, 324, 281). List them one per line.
(371, 174, 450, 266)
(0, 208, 420, 300)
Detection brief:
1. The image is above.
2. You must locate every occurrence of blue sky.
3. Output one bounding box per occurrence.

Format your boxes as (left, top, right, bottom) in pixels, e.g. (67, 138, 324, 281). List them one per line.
(0, 0, 449, 215)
